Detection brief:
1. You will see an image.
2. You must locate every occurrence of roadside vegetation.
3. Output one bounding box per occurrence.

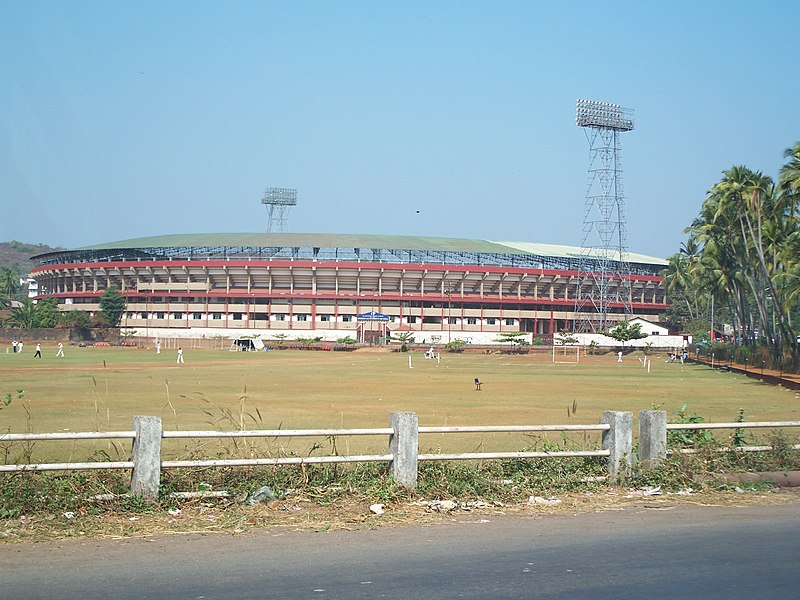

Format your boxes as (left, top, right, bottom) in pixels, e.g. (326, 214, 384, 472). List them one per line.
(2, 433, 798, 542)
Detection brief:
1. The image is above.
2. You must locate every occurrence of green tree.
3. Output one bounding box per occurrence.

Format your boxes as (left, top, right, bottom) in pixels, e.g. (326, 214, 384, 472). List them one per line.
(390, 331, 415, 352)
(33, 296, 61, 328)
(98, 288, 126, 327)
(606, 321, 647, 347)
(779, 141, 800, 215)
(661, 246, 704, 325)
(495, 332, 530, 352)
(0, 267, 20, 308)
(683, 159, 799, 354)
(5, 298, 36, 328)
(444, 339, 466, 353)
(62, 310, 92, 329)
(554, 330, 578, 345)
(296, 336, 323, 347)
(777, 142, 800, 328)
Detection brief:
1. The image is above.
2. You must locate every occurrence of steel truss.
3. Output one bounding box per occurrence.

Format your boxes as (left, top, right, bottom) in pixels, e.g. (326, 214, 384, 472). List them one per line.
(574, 100, 635, 333)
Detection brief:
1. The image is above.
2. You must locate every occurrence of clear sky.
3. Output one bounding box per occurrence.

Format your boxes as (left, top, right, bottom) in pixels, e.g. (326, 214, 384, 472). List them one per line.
(1, 0, 797, 259)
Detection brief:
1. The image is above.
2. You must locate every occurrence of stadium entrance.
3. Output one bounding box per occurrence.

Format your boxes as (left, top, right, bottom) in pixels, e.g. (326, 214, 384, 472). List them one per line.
(357, 312, 390, 345)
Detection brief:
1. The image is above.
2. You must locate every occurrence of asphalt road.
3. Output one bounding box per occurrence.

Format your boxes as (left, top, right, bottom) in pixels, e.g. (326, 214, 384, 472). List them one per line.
(2, 501, 799, 599)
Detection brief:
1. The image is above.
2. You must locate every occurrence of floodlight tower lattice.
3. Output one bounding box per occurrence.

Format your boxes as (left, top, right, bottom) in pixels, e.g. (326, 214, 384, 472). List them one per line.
(573, 99, 635, 333)
(261, 187, 298, 232)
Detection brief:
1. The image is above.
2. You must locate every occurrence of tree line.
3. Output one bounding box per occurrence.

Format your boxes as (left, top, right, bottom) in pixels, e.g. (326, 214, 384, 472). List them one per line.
(1, 287, 125, 330)
(662, 141, 800, 367)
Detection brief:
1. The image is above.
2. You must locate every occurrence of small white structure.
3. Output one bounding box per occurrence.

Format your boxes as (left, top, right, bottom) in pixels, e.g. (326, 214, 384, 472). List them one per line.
(627, 317, 669, 337)
(229, 337, 265, 352)
(571, 318, 688, 350)
(20, 275, 39, 299)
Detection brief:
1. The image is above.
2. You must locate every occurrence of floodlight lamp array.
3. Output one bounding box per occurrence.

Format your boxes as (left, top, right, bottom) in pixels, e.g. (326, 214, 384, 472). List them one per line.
(261, 187, 298, 206)
(576, 99, 634, 131)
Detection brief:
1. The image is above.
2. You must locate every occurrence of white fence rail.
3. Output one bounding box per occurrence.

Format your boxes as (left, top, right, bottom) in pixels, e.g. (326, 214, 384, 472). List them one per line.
(1, 411, 799, 499)
(665, 421, 800, 455)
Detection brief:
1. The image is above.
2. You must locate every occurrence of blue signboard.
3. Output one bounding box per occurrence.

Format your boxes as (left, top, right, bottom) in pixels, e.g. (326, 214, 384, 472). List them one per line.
(356, 311, 390, 321)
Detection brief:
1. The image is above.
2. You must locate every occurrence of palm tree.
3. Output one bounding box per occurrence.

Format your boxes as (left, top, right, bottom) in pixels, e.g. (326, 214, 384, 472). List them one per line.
(673, 143, 800, 363)
(0, 267, 19, 308)
(777, 142, 800, 336)
(779, 142, 800, 215)
(661, 254, 695, 320)
(708, 167, 791, 345)
(5, 298, 36, 328)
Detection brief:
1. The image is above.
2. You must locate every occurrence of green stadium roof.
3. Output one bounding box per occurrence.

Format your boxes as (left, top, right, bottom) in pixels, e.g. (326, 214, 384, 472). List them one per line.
(71, 232, 666, 265)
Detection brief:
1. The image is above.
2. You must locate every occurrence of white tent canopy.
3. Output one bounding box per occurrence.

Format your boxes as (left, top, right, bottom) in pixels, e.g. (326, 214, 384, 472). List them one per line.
(229, 337, 265, 352)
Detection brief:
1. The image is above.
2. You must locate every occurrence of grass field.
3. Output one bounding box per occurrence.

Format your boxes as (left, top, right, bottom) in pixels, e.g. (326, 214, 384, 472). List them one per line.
(1, 344, 798, 461)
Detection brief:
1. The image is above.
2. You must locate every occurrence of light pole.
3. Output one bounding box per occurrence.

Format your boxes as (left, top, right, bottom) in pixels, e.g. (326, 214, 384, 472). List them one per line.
(444, 288, 452, 344)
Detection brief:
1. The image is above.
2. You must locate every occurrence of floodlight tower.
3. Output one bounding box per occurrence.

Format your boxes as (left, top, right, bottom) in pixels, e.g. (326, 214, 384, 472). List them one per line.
(261, 187, 298, 232)
(573, 99, 635, 333)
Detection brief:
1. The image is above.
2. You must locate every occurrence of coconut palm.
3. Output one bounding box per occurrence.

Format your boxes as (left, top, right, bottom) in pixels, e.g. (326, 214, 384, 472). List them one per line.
(5, 298, 36, 328)
(661, 254, 695, 320)
(0, 267, 20, 308)
(779, 142, 800, 214)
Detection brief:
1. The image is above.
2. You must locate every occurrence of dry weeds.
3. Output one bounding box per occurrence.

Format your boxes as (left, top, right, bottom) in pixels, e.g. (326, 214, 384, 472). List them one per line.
(3, 487, 798, 544)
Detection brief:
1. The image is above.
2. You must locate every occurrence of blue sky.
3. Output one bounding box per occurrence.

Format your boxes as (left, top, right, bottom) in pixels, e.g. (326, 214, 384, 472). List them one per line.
(1, 1, 797, 259)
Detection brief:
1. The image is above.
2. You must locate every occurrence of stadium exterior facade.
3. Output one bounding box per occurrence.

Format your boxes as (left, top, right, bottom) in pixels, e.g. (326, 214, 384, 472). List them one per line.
(31, 233, 668, 344)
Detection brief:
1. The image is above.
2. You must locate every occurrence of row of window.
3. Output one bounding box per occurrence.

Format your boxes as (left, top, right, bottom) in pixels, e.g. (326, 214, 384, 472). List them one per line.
(124, 312, 518, 325)
(126, 312, 353, 322)
(66, 295, 649, 313)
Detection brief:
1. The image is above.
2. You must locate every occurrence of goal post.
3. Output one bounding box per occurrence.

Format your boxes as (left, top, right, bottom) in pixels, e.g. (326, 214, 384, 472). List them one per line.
(552, 344, 580, 364)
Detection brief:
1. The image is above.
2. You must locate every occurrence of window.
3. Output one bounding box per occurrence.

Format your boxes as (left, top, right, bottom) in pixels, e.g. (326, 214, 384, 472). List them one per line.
(342, 315, 352, 322)
(192, 312, 203, 320)
(212, 313, 222, 320)
(448, 317, 458, 325)
(486, 318, 496, 325)
(275, 313, 286, 321)
(155, 312, 165, 320)
(232, 313, 242, 321)
(467, 317, 477, 325)
(320, 315, 331, 322)
(297, 314, 307, 322)
(505, 318, 515, 326)
(171, 312, 184, 320)
(407, 316, 417, 324)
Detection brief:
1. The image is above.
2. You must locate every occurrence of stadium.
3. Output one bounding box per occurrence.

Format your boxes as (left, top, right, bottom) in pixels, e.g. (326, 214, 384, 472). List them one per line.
(31, 232, 667, 345)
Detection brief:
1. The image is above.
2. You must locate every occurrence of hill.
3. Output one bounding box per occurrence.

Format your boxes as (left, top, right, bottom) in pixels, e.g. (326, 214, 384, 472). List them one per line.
(0, 241, 63, 273)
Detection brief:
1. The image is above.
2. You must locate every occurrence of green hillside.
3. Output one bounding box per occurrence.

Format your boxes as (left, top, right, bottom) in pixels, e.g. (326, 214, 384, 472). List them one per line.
(0, 241, 62, 273)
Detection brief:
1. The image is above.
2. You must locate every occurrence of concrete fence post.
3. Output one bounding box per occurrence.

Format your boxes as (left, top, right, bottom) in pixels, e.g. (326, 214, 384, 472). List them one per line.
(601, 411, 633, 480)
(389, 412, 418, 489)
(638, 410, 667, 470)
(131, 415, 162, 501)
